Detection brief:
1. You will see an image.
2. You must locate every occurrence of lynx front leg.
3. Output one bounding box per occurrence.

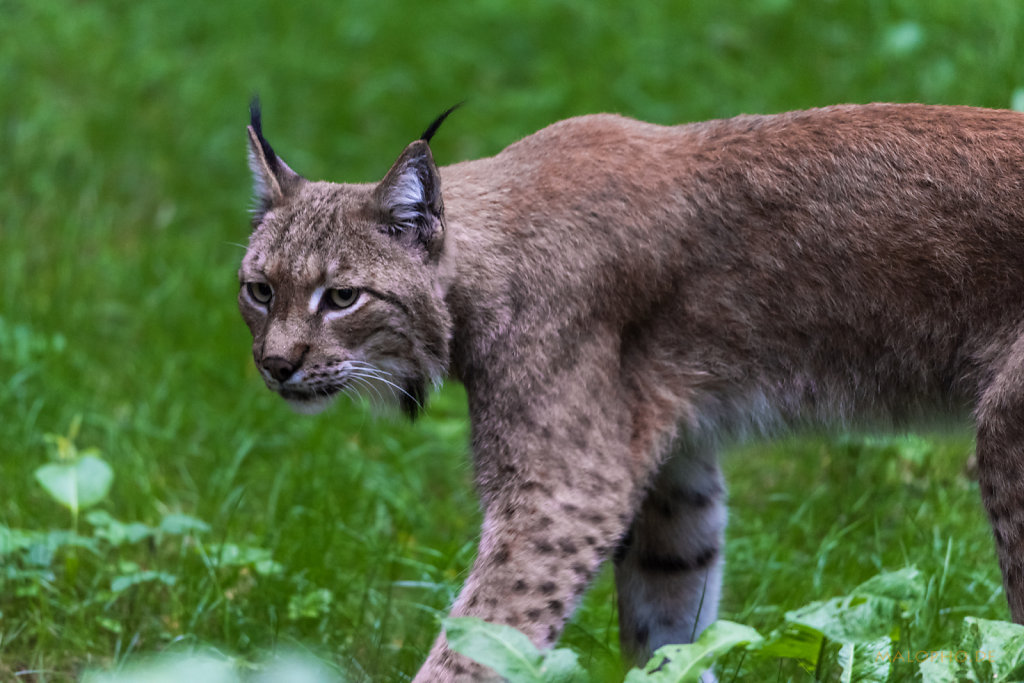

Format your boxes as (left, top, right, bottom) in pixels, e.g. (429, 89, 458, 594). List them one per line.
(614, 441, 726, 666)
(977, 335, 1024, 623)
(413, 386, 661, 681)
(416, 487, 636, 681)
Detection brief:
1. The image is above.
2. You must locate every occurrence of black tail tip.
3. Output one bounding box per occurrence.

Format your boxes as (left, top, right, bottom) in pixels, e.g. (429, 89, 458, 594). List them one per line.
(420, 101, 465, 144)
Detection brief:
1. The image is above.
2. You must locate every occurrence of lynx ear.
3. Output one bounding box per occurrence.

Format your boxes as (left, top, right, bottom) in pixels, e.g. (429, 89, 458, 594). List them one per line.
(247, 98, 302, 222)
(374, 140, 444, 260)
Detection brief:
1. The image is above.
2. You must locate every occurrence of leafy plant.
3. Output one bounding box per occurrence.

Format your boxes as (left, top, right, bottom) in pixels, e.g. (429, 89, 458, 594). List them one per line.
(445, 616, 765, 682)
(918, 618, 1024, 683)
(28, 416, 113, 585)
(443, 568, 1024, 682)
(82, 651, 343, 683)
(35, 415, 113, 526)
(623, 621, 763, 682)
(444, 617, 586, 682)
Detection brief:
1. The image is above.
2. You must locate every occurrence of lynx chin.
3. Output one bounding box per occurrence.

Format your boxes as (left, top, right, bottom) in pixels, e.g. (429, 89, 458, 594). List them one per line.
(239, 100, 1024, 681)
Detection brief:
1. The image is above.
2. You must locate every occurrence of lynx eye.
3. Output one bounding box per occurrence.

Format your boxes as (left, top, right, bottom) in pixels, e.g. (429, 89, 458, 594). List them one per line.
(325, 287, 360, 310)
(246, 281, 273, 305)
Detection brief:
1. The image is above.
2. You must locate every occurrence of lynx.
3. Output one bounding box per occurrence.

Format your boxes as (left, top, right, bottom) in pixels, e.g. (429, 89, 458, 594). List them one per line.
(238, 100, 1024, 681)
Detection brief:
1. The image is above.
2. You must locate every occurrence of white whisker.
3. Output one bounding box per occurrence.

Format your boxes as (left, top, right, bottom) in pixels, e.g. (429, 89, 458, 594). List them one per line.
(363, 372, 423, 409)
(346, 360, 387, 374)
(348, 372, 388, 405)
(337, 359, 425, 411)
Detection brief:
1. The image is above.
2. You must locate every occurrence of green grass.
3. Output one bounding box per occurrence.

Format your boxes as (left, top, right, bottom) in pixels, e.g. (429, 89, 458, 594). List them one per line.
(2, 0, 1023, 680)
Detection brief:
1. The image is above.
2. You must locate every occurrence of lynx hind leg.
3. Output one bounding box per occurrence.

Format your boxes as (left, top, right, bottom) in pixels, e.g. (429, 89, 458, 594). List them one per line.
(976, 334, 1024, 623)
(614, 441, 726, 666)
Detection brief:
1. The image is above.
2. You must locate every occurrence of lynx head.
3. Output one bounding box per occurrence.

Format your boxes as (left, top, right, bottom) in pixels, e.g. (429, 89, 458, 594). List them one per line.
(238, 100, 455, 418)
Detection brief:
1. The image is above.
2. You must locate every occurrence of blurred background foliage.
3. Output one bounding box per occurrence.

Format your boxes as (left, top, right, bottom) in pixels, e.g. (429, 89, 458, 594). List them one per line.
(1, 0, 1021, 680)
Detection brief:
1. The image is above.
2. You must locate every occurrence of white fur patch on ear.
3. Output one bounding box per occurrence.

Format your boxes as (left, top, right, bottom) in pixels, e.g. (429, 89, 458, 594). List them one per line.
(385, 165, 427, 233)
(248, 145, 274, 204)
(375, 140, 443, 257)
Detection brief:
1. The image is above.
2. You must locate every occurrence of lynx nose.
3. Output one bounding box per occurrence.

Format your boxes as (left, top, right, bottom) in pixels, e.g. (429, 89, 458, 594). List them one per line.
(262, 356, 299, 383)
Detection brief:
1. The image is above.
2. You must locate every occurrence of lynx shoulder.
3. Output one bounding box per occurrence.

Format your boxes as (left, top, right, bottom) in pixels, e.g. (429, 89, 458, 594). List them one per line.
(238, 102, 1024, 681)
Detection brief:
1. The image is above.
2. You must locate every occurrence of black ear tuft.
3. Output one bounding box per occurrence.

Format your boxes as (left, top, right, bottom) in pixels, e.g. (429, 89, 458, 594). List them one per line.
(247, 96, 303, 221)
(249, 96, 279, 174)
(420, 102, 464, 144)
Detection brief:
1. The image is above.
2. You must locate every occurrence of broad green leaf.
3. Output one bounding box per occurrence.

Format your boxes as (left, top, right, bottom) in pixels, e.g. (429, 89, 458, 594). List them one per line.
(35, 454, 113, 512)
(444, 617, 547, 682)
(87, 510, 155, 546)
(84, 651, 341, 683)
(757, 622, 824, 673)
(97, 617, 124, 634)
(85, 510, 116, 526)
(916, 617, 1024, 682)
(786, 595, 896, 643)
(251, 653, 345, 683)
(962, 617, 1024, 682)
(838, 636, 891, 683)
(45, 529, 97, 550)
(159, 513, 211, 535)
(111, 571, 177, 593)
(16, 530, 97, 568)
(82, 654, 239, 683)
(26, 540, 55, 568)
(852, 567, 925, 606)
(123, 522, 156, 543)
(536, 647, 584, 682)
(625, 621, 763, 682)
(918, 656, 958, 683)
(0, 525, 45, 555)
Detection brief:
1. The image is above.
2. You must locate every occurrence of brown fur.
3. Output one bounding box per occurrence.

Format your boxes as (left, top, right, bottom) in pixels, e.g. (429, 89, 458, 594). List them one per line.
(239, 103, 1024, 681)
